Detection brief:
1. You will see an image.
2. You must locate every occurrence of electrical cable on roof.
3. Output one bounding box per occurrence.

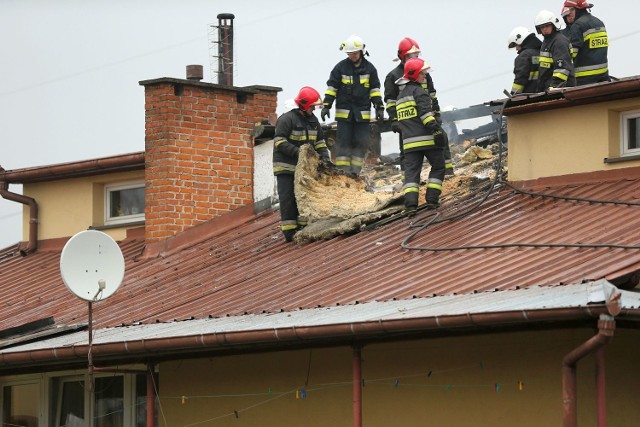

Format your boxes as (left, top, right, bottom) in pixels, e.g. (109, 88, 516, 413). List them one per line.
(401, 95, 640, 252)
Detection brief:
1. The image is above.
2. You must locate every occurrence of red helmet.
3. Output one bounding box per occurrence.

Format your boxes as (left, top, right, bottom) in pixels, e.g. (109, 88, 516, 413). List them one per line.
(397, 37, 421, 62)
(294, 86, 322, 112)
(403, 57, 430, 81)
(563, 0, 593, 9)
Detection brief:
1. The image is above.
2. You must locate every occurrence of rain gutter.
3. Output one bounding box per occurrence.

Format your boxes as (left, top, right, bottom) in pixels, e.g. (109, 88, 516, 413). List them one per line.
(0, 153, 145, 184)
(0, 305, 633, 369)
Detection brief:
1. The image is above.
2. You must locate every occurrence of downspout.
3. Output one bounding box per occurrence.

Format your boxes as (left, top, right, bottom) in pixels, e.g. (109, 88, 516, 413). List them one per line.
(562, 314, 615, 427)
(595, 347, 606, 427)
(0, 173, 38, 256)
(147, 363, 156, 427)
(352, 345, 362, 427)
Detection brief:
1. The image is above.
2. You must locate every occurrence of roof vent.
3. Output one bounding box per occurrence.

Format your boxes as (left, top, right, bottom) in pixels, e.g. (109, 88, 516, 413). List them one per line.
(186, 64, 204, 81)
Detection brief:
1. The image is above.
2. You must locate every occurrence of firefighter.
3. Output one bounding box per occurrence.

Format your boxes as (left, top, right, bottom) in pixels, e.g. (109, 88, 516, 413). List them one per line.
(273, 86, 332, 242)
(384, 37, 454, 176)
(563, 0, 609, 85)
(321, 35, 384, 176)
(395, 58, 446, 217)
(560, 6, 573, 38)
(507, 27, 542, 95)
(535, 10, 576, 91)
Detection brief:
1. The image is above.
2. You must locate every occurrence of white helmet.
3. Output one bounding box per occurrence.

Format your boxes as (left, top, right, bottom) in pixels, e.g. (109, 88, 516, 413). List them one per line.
(535, 10, 562, 33)
(507, 26, 532, 49)
(340, 35, 367, 55)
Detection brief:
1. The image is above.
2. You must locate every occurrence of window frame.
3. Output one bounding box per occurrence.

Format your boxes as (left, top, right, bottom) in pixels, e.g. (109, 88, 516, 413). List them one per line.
(620, 110, 640, 157)
(1, 370, 150, 427)
(104, 181, 145, 226)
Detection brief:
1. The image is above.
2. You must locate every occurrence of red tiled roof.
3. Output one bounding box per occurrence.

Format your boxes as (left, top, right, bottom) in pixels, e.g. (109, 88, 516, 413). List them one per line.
(1, 169, 640, 333)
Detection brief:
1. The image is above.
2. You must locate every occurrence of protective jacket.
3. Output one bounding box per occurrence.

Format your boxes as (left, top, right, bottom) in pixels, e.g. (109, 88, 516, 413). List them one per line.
(323, 58, 383, 123)
(272, 109, 329, 176)
(511, 34, 542, 94)
(568, 10, 609, 85)
(384, 64, 441, 122)
(537, 31, 575, 91)
(395, 81, 439, 153)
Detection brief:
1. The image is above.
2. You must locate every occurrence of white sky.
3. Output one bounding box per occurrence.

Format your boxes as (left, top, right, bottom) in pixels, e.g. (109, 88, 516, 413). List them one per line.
(1, 0, 639, 248)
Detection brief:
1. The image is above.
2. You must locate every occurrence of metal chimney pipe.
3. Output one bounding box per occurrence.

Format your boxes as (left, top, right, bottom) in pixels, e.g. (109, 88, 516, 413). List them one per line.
(216, 13, 235, 86)
(186, 65, 203, 81)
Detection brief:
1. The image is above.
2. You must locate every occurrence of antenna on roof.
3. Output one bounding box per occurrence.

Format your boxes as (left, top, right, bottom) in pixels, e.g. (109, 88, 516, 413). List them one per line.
(60, 230, 125, 423)
(208, 13, 235, 85)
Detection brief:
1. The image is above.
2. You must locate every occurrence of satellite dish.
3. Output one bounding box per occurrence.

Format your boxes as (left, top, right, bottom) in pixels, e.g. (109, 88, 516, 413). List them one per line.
(60, 230, 125, 301)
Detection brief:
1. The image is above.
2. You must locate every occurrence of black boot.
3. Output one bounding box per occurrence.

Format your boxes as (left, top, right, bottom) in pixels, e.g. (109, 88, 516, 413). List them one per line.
(283, 229, 297, 243)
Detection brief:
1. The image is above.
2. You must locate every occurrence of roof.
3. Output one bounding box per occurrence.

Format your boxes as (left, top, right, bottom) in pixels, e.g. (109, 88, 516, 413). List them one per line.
(495, 75, 640, 116)
(1, 280, 637, 368)
(0, 152, 145, 184)
(2, 166, 640, 366)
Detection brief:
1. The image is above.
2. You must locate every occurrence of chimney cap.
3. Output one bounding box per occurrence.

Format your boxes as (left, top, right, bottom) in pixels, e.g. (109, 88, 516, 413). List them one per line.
(217, 13, 235, 20)
(186, 65, 204, 81)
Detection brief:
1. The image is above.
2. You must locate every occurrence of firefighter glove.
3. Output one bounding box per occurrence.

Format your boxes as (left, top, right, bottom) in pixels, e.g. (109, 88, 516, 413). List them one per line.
(375, 107, 385, 122)
(433, 128, 446, 148)
(321, 157, 337, 170)
(321, 108, 330, 122)
(391, 121, 401, 133)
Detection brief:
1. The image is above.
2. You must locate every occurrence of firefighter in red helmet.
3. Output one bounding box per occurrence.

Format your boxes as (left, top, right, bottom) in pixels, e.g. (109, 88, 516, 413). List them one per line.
(273, 86, 333, 242)
(562, 0, 609, 85)
(384, 37, 454, 177)
(395, 58, 446, 217)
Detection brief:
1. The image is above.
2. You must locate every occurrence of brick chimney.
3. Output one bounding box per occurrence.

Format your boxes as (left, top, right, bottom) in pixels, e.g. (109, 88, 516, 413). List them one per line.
(139, 73, 280, 243)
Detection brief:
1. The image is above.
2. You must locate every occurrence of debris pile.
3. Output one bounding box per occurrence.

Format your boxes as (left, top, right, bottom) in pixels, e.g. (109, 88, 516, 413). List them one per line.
(294, 145, 403, 242)
(292, 142, 505, 243)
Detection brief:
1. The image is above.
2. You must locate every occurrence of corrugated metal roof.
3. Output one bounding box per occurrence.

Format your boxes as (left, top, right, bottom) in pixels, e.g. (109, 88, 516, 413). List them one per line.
(1, 171, 640, 336)
(3, 280, 638, 355)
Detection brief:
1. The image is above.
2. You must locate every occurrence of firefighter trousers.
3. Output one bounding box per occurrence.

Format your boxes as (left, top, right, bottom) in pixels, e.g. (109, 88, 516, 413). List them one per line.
(276, 174, 301, 242)
(398, 131, 453, 175)
(403, 148, 446, 209)
(335, 119, 369, 176)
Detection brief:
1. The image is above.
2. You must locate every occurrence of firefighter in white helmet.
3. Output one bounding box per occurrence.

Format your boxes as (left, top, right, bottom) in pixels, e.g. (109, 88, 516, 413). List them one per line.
(321, 35, 384, 176)
(506, 27, 542, 95)
(534, 10, 575, 91)
(273, 86, 333, 242)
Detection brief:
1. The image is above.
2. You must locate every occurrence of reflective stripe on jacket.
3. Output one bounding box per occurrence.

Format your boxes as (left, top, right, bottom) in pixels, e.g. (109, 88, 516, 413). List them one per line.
(323, 58, 383, 123)
(511, 34, 542, 94)
(538, 31, 575, 91)
(272, 109, 329, 175)
(396, 82, 437, 153)
(568, 12, 609, 85)
(384, 64, 441, 123)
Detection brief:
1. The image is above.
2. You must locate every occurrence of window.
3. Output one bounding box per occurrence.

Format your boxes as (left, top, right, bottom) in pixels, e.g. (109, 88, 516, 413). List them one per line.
(105, 182, 145, 225)
(621, 110, 640, 157)
(1, 371, 154, 426)
(51, 376, 84, 427)
(2, 382, 40, 427)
